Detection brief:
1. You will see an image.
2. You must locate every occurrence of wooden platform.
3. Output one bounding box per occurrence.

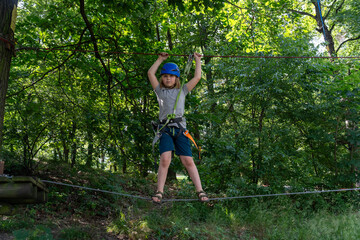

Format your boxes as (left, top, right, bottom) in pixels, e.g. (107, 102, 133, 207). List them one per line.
(0, 176, 48, 204)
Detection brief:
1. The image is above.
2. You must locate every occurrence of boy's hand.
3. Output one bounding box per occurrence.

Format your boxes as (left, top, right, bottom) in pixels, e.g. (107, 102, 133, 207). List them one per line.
(158, 52, 169, 61)
(194, 52, 202, 61)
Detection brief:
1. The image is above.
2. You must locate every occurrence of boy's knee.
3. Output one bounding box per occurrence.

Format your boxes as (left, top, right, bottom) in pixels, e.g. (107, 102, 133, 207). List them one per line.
(181, 156, 195, 168)
(160, 152, 172, 167)
(160, 159, 171, 168)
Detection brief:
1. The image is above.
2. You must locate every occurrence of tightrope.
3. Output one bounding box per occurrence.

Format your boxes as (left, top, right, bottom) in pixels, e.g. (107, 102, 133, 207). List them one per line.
(14, 47, 360, 59)
(41, 180, 151, 201)
(41, 179, 360, 202)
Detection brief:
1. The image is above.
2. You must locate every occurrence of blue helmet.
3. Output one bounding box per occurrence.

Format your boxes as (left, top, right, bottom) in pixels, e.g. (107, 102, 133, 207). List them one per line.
(161, 62, 180, 78)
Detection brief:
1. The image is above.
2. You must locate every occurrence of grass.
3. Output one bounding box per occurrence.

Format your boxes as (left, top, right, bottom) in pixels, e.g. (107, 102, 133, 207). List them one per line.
(99, 192, 360, 240)
(135, 202, 360, 240)
(280, 210, 360, 240)
(3, 192, 360, 239)
(2, 162, 360, 239)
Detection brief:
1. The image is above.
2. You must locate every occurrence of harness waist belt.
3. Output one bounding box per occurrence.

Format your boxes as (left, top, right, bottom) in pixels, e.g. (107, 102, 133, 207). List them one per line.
(159, 117, 183, 125)
(153, 116, 201, 160)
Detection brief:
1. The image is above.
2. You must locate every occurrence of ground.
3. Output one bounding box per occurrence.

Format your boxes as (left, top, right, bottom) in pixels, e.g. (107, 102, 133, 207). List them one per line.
(0, 232, 13, 240)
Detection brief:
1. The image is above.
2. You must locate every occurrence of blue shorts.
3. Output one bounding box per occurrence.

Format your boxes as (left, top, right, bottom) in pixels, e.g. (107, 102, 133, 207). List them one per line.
(159, 127, 192, 157)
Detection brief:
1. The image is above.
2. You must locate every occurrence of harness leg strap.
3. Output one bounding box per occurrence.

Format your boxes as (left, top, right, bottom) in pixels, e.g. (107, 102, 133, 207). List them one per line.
(183, 130, 201, 160)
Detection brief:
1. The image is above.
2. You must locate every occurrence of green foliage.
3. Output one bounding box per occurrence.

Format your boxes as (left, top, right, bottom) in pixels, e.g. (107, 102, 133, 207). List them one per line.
(59, 227, 92, 240)
(167, 0, 224, 11)
(107, 212, 129, 235)
(0, 217, 32, 232)
(229, 203, 360, 240)
(3, 0, 360, 221)
(118, 195, 360, 239)
(2, 162, 360, 239)
(12, 225, 54, 240)
(40, 162, 147, 217)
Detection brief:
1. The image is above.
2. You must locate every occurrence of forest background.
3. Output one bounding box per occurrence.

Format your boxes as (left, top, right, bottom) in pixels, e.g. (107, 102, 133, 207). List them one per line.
(0, 0, 360, 239)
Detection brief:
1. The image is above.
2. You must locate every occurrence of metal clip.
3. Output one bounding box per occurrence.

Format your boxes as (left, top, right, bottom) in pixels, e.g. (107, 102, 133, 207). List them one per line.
(188, 53, 194, 62)
(183, 54, 194, 77)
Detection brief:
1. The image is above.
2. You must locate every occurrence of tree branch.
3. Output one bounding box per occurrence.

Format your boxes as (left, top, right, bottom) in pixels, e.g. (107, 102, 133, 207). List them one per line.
(224, 0, 254, 12)
(79, 0, 112, 80)
(8, 27, 88, 98)
(224, 0, 256, 32)
(335, 0, 345, 14)
(8, 51, 76, 98)
(329, 23, 335, 33)
(324, 0, 338, 20)
(287, 9, 316, 20)
(336, 35, 360, 53)
(79, 0, 114, 143)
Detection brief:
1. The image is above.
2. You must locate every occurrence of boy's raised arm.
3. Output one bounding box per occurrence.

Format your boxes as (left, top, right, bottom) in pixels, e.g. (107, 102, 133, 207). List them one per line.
(186, 52, 202, 92)
(147, 52, 169, 90)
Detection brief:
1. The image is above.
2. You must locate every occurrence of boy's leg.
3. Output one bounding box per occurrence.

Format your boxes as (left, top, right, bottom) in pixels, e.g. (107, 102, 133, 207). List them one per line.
(153, 151, 172, 202)
(180, 155, 208, 201)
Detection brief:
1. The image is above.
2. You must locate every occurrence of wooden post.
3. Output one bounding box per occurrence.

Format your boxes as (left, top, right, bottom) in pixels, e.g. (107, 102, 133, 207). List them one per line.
(0, 161, 4, 174)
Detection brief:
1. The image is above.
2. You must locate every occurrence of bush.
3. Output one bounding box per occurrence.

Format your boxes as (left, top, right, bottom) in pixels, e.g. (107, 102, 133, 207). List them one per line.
(59, 227, 92, 240)
(12, 225, 54, 240)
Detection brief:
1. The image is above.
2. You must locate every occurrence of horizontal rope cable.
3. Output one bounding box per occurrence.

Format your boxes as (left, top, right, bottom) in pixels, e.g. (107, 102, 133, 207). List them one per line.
(41, 180, 151, 201)
(41, 179, 360, 202)
(14, 47, 360, 59)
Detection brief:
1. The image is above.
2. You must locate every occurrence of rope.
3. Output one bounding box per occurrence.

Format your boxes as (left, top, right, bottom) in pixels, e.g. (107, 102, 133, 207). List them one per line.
(41, 180, 151, 201)
(317, 0, 327, 42)
(14, 47, 360, 59)
(41, 179, 360, 203)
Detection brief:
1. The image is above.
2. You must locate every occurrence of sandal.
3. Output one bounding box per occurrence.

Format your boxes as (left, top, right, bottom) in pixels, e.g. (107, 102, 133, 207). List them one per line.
(197, 190, 209, 202)
(152, 191, 163, 204)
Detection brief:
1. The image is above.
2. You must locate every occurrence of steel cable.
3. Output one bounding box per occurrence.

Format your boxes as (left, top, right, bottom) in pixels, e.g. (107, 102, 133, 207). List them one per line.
(41, 179, 360, 203)
(13, 47, 360, 59)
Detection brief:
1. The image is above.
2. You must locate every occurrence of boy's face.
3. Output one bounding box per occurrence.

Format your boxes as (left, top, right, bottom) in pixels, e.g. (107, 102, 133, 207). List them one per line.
(161, 74, 177, 88)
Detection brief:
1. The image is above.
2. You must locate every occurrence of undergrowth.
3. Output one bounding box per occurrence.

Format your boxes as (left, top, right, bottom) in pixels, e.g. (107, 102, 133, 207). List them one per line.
(1, 162, 360, 239)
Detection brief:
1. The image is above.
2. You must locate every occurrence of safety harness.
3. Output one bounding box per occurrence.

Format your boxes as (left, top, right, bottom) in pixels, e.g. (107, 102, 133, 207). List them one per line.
(152, 54, 201, 161)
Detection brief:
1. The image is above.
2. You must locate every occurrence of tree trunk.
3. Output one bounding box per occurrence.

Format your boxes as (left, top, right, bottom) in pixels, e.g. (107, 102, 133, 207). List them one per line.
(167, 163, 177, 182)
(122, 158, 126, 173)
(204, 57, 216, 111)
(312, 1, 336, 56)
(256, 107, 265, 183)
(56, 147, 63, 161)
(86, 130, 94, 166)
(70, 121, 77, 168)
(0, 0, 18, 149)
(167, 29, 173, 51)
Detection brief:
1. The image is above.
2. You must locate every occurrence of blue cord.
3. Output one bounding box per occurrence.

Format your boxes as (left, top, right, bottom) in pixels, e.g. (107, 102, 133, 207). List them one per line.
(317, 0, 327, 42)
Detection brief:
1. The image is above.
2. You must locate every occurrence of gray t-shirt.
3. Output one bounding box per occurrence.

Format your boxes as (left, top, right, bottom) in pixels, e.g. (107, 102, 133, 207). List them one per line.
(154, 84, 189, 128)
